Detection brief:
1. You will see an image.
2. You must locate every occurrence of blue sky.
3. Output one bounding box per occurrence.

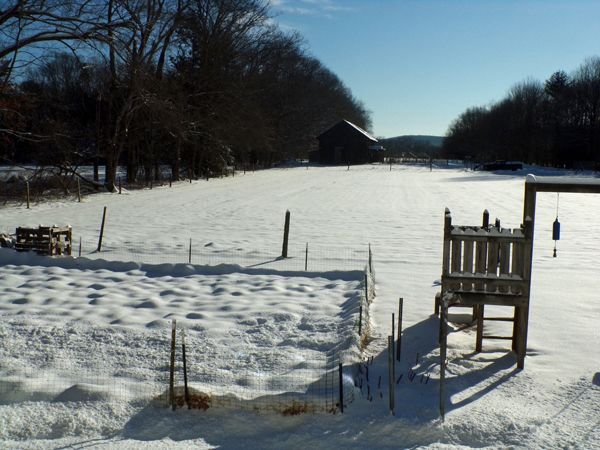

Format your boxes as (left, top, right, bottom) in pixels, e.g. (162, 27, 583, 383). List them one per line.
(270, 0, 600, 138)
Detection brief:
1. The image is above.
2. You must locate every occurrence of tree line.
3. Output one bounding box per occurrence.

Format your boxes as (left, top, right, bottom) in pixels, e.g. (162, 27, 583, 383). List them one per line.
(0, 0, 371, 190)
(443, 57, 600, 169)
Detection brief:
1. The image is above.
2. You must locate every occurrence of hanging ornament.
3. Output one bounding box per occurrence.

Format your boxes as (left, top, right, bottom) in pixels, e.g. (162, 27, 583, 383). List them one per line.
(553, 193, 560, 257)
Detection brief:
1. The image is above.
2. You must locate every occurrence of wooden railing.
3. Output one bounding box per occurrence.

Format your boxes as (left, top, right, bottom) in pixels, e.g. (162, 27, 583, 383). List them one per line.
(436, 208, 533, 369)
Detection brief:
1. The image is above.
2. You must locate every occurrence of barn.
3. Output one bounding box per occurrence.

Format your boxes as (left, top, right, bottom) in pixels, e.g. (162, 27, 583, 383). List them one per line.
(311, 120, 385, 165)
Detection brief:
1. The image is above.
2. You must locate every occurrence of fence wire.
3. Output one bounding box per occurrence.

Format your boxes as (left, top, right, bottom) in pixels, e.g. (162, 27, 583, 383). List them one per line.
(0, 241, 374, 415)
(0, 319, 354, 414)
(77, 239, 369, 273)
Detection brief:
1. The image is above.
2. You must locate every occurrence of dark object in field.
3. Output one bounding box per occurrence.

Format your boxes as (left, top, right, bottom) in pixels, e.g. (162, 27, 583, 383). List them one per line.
(476, 161, 523, 171)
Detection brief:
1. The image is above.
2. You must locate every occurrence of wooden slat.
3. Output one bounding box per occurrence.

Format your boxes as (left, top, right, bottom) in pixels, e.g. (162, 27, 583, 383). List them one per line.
(486, 238, 499, 293)
(474, 238, 487, 291)
(462, 240, 474, 291)
(498, 232, 511, 293)
(448, 293, 528, 307)
(484, 317, 515, 322)
(449, 230, 526, 242)
(450, 238, 462, 290)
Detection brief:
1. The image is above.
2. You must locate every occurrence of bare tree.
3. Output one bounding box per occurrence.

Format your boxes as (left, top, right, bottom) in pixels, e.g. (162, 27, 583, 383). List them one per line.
(0, 1, 129, 87)
(96, 0, 188, 189)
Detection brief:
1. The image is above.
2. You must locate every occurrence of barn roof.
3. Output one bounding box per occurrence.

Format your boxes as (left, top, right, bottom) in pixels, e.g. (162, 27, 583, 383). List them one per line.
(342, 120, 378, 142)
(318, 120, 379, 143)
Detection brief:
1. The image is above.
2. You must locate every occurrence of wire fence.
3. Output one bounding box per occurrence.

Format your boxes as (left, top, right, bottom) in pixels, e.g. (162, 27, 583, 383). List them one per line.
(77, 238, 370, 273)
(0, 239, 375, 415)
(0, 319, 355, 414)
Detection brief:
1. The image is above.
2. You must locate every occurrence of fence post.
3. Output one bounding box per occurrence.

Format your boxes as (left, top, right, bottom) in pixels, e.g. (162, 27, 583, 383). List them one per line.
(97, 206, 107, 252)
(388, 336, 395, 414)
(170, 319, 177, 410)
(118, 177, 122, 194)
(368, 243, 372, 274)
(338, 362, 344, 413)
(182, 329, 190, 409)
(77, 178, 81, 202)
(305, 242, 308, 271)
(391, 313, 395, 366)
(78, 237, 82, 257)
(26, 181, 30, 209)
(440, 302, 448, 420)
(397, 297, 403, 361)
(358, 303, 363, 336)
(281, 210, 290, 258)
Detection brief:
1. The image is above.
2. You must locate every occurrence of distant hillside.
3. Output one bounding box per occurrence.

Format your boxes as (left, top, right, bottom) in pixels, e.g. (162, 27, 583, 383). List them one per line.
(381, 135, 444, 147)
(380, 135, 444, 156)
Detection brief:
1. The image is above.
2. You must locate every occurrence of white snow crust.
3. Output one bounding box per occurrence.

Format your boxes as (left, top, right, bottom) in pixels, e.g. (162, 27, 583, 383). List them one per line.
(0, 164, 599, 449)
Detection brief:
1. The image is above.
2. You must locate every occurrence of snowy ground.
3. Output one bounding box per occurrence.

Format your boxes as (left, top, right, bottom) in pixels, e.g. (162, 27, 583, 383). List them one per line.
(0, 163, 599, 449)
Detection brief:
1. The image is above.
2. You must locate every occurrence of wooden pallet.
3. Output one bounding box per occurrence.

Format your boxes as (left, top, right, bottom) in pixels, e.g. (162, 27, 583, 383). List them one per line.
(15, 226, 72, 256)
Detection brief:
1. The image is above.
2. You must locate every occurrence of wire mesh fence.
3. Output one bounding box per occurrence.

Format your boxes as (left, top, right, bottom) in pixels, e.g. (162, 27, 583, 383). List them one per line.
(172, 338, 354, 414)
(0, 318, 354, 414)
(0, 238, 375, 415)
(76, 238, 370, 273)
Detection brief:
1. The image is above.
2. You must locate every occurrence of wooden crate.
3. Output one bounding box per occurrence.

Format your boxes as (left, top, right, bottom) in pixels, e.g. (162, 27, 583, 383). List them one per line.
(15, 226, 72, 256)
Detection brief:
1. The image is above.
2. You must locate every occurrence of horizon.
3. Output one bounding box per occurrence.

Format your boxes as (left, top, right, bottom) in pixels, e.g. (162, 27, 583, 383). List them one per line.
(271, 0, 600, 138)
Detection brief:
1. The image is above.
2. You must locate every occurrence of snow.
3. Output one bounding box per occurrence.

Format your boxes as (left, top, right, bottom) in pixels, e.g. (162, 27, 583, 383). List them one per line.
(1, 164, 599, 449)
(526, 173, 600, 186)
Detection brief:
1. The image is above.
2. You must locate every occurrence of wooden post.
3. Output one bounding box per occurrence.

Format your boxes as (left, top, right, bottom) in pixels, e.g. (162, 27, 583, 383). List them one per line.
(440, 301, 448, 420)
(476, 305, 485, 352)
(391, 313, 395, 366)
(188, 238, 192, 264)
(358, 303, 363, 336)
(368, 243, 372, 274)
(26, 181, 30, 209)
(118, 177, 122, 194)
(442, 209, 452, 290)
(473, 210, 489, 295)
(97, 206, 107, 252)
(281, 210, 290, 258)
(388, 335, 395, 415)
(169, 175, 172, 188)
(169, 319, 177, 410)
(516, 216, 533, 369)
(522, 180, 536, 226)
(396, 297, 403, 362)
(182, 329, 190, 409)
(338, 362, 344, 413)
(77, 178, 81, 202)
(78, 237, 82, 257)
(305, 242, 308, 271)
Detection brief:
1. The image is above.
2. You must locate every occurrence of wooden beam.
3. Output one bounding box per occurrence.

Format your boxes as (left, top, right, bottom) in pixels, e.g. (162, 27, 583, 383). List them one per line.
(526, 174, 600, 194)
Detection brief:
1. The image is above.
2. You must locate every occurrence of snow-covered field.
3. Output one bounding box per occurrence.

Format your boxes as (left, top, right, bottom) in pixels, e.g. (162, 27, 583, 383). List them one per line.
(1, 164, 599, 449)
